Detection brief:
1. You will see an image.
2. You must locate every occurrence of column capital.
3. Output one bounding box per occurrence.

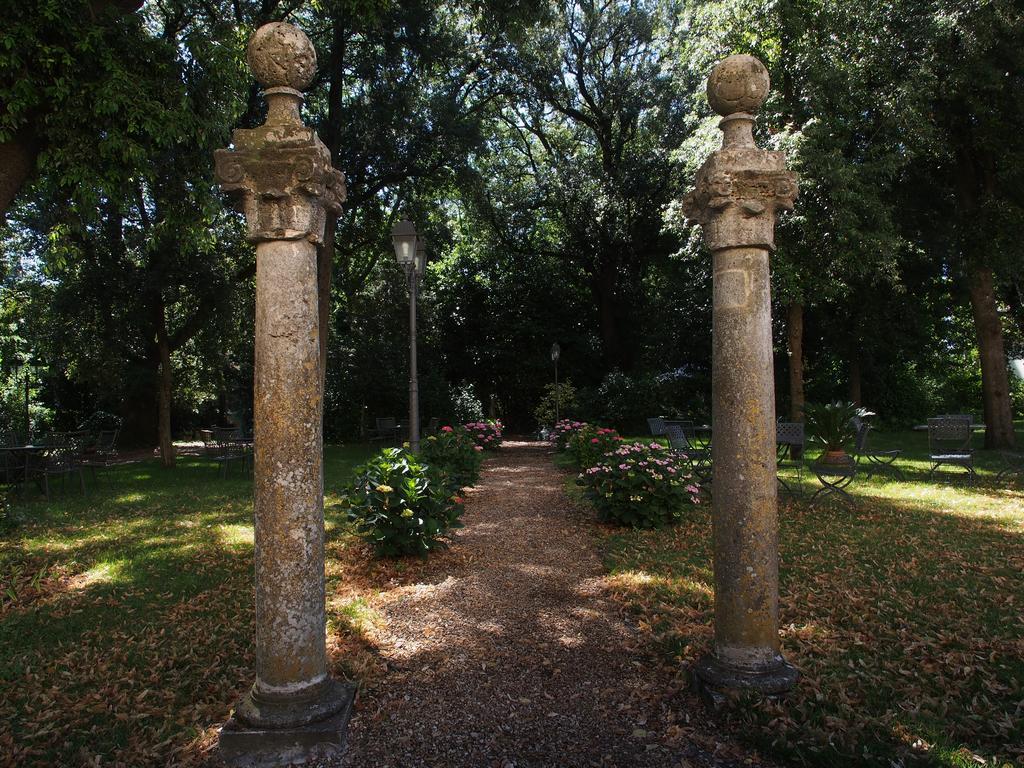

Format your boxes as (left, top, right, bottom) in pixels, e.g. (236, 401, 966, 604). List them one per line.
(214, 22, 346, 245)
(682, 54, 798, 253)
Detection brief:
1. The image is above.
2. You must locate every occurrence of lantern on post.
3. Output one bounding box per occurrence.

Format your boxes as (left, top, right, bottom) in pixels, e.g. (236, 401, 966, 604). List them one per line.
(391, 218, 425, 451)
(550, 342, 561, 423)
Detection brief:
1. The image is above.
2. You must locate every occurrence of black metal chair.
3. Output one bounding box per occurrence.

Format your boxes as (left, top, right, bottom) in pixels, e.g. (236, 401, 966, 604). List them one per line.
(997, 451, 1024, 483)
(647, 417, 667, 437)
(368, 417, 399, 444)
(851, 418, 903, 481)
(665, 422, 711, 484)
(776, 422, 805, 497)
(210, 426, 251, 478)
(927, 417, 975, 484)
(30, 435, 87, 501)
(81, 428, 121, 482)
(809, 454, 858, 506)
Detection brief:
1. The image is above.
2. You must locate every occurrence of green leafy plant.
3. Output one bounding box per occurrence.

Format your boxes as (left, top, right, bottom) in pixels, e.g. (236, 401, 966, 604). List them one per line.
(419, 425, 483, 488)
(342, 448, 464, 557)
(533, 380, 579, 427)
(578, 441, 700, 528)
(803, 401, 874, 453)
(566, 424, 622, 468)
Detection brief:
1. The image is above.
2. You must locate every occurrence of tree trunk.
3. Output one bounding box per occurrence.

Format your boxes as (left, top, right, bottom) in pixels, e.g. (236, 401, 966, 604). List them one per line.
(849, 358, 862, 406)
(155, 309, 176, 467)
(787, 302, 805, 420)
(968, 265, 1015, 449)
(0, 127, 42, 220)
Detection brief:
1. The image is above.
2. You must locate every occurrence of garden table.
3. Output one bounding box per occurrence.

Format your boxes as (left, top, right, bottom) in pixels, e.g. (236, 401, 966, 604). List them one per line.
(0, 445, 46, 495)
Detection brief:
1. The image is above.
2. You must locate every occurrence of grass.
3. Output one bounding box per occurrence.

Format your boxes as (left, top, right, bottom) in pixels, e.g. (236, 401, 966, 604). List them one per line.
(591, 427, 1024, 768)
(0, 443, 382, 768)
(3, 431, 1022, 767)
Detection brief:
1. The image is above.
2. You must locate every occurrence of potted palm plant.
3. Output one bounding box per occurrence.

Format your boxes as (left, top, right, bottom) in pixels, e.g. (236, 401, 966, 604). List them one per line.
(802, 401, 874, 464)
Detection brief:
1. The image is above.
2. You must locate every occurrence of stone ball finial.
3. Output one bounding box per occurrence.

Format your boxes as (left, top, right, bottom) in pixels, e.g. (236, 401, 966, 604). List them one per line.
(247, 22, 317, 91)
(707, 54, 770, 117)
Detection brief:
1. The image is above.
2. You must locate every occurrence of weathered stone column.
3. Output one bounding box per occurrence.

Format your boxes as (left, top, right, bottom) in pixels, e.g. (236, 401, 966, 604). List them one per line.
(682, 55, 800, 699)
(213, 22, 353, 766)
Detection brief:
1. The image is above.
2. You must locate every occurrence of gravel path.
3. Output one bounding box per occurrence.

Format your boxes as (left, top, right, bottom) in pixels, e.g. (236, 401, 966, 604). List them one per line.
(329, 440, 770, 768)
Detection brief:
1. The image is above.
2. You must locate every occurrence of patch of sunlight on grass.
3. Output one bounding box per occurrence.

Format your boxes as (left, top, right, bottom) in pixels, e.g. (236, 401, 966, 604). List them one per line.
(217, 523, 254, 548)
(113, 492, 147, 504)
(78, 559, 129, 587)
(327, 596, 382, 635)
(607, 569, 713, 598)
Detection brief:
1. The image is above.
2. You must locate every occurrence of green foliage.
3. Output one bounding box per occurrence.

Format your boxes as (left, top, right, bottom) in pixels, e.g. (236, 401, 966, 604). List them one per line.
(803, 401, 873, 452)
(419, 426, 484, 488)
(578, 441, 700, 529)
(533, 380, 579, 428)
(566, 424, 622, 469)
(343, 448, 464, 557)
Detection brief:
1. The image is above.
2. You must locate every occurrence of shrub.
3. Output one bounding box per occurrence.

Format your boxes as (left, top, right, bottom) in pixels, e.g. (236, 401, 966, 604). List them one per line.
(464, 419, 503, 450)
(451, 383, 485, 423)
(803, 401, 874, 453)
(533, 380, 579, 427)
(343, 448, 464, 557)
(420, 425, 484, 488)
(566, 424, 622, 468)
(578, 441, 700, 528)
(548, 419, 587, 450)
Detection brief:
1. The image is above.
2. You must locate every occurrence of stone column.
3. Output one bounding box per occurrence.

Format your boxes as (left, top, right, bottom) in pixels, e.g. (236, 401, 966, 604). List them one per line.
(682, 54, 800, 700)
(213, 23, 353, 766)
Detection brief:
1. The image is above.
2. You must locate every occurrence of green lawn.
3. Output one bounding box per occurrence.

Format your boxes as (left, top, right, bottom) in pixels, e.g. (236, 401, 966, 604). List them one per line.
(0, 444, 379, 768)
(3, 433, 1022, 767)
(595, 427, 1024, 768)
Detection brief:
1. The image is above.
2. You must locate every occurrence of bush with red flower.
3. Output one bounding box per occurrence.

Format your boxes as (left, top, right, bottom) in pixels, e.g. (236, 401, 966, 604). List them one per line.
(548, 419, 588, 450)
(577, 441, 700, 528)
(464, 419, 503, 450)
(566, 424, 623, 468)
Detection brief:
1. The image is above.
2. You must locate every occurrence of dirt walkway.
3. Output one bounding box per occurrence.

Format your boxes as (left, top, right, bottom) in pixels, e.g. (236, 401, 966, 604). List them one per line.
(331, 440, 768, 768)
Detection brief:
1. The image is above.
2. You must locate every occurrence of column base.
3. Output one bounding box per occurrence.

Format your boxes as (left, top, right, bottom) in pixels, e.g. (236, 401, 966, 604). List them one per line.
(693, 652, 798, 707)
(218, 680, 354, 768)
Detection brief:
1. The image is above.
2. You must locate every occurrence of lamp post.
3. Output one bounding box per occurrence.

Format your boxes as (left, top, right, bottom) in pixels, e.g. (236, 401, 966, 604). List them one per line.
(391, 219, 425, 452)
(550, 342, 561, 423)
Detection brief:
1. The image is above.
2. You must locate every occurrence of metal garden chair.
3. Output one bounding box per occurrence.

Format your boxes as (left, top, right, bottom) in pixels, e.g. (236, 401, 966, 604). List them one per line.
(31, 434, 87, 501)
(997, 451, 1024, 483)
(851, 418, 904, 481)
(647, 417, 667, 437)
(368, 417, 399, 444)
(82, 428, 121, 482)
(665, 422, 711, 484)
(927, 417, 976, 484)
(776, 422, 805, 497)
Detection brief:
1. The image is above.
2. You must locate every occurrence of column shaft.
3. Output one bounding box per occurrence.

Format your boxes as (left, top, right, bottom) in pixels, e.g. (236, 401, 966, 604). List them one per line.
(710, 246, 780, 668)
(252, 238, 326, 695)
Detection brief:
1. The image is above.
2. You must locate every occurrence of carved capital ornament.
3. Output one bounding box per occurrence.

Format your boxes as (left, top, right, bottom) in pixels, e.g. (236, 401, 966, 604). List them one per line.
(682, 55, 798, 253)
(214, 23, 346, 244)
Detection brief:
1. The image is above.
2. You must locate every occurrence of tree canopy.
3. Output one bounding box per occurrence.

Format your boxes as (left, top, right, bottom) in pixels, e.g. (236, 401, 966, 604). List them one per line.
(1, 0, 1021, 451)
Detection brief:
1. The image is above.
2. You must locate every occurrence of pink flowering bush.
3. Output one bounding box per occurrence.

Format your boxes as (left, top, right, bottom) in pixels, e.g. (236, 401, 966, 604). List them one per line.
(566, 424, 622, 468)
(419, 425, 483, 488)
(578, 441, 700, 528)
(549, 419, 587, 450)
(464, 419, 503, 450)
